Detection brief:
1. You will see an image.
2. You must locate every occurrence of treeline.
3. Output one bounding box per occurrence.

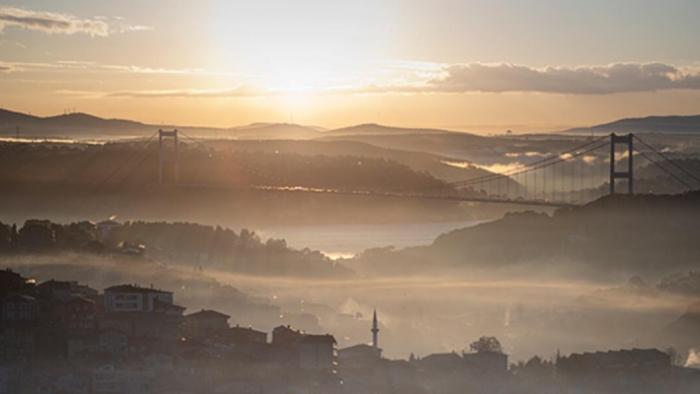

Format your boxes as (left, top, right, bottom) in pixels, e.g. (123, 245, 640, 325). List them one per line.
(0, 219, 354, 279)
(109, 221, 355, 279)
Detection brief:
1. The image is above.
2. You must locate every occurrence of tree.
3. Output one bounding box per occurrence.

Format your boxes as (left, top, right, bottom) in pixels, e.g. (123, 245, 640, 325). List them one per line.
(468, 336, 504, 354)
(667, 347, 685, 366)
(510, 356, 554, 379)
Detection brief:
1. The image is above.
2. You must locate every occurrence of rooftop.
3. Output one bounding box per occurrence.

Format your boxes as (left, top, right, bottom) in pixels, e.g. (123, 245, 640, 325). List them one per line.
(104, 284, 172, 295)
(185, 309, 230, 320)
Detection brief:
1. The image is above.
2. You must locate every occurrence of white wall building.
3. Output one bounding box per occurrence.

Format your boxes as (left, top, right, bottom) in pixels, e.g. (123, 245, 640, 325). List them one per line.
(104, 284, 173, 313)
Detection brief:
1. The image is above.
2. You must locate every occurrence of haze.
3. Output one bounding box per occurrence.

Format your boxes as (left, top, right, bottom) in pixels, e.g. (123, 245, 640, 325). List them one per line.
(2, 1, 700, 132)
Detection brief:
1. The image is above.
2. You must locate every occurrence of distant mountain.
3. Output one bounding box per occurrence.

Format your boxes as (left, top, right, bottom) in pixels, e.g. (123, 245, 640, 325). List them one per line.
(326, 123, 452, 136)
(0, 108, 323, 140)
(228, 123, 321, 140)
(0, 108, 158, 138)
(562, 114, 700, 135)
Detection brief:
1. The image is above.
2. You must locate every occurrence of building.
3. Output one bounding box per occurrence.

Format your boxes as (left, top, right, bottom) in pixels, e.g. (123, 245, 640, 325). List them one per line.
(338, 344, 382, 369)
(98, 329, 129, 357)
(296, 334, 338, 373)
(104, 284, 174, 313)
(61, 296, 99, 335)
(1, 294, 36, 323)
(462, 351, 508, 374)
(212, 325, 267, 346)
(557, 348, 671, 378)
(92, 363, 155, 394)
(271, 325, 303, 346)
(0, 269, 31, 297)
(183, 309, 230, 340)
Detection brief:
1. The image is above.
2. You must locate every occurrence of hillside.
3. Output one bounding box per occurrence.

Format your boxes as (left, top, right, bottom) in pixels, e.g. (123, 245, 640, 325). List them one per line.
(349, 192, 700, 278)
(199, 139, 496, 184)
(563, 114, 700, 135)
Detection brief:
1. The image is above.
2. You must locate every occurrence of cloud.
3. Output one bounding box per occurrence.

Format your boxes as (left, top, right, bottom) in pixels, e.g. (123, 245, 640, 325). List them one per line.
(0, 62, 20, 72)
(0, 7, 109, 36)
(102, 85, 268, 99)
(425, 62, 700, 95)
(0, 7, 153, 37)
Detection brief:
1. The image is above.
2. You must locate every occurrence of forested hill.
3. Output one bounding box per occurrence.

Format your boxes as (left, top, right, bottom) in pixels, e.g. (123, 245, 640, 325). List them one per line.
(350, 192, 700, 279)
(0, 219, 354, 279)
(0, 140, 451, 193)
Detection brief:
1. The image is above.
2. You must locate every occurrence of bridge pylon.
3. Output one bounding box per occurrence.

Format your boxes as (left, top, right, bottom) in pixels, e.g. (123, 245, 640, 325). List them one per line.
(609, 133, 633, 195)
(158, 129, 179, 185)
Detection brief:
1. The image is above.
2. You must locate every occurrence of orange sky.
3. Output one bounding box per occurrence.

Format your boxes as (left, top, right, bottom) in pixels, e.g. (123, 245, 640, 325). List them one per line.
(2, 1, 700, 133)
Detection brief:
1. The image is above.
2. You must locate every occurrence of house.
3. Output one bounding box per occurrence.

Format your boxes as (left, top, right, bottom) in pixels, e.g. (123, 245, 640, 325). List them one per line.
(98, 329, 129, 357)
(462, 351, 508, 374)
(557, 348, 671, 378)
(183, 309, 230, 340)
(152, 299, 185, 317)
(51, 372, 90, 394)
(61, 296, 99, 335)
(0, 327, 36, 360)
(271, 325, 303, 346)
(338, 344, 381, 368)
(295, 334, 337, 373)
(1, 294, 36, 323)
(104, 284, 174, 313)
(67, 335, 99, 357)
(212, 325, 267, 347)
(418, 352, 465, 373)
(92, 363, 155, 394)
(36, 279, 75, 302)
(0, 269, 31, 297)
(99, 312, 181, 341)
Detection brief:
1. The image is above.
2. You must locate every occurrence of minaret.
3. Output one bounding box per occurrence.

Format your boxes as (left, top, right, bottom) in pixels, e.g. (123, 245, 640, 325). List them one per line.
(371, 309, 379, 355)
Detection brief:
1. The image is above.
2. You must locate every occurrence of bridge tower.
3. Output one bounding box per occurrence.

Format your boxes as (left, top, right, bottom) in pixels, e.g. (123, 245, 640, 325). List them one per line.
(609, 133, 633, 194)
(158, 129, 179, 185)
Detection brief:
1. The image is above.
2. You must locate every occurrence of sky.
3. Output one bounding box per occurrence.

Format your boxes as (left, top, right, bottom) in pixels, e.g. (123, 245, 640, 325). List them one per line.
(1, 0, 700, 133)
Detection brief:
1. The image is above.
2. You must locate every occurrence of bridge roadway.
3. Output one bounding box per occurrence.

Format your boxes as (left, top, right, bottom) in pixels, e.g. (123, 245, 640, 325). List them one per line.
(170, 183, 576, 208)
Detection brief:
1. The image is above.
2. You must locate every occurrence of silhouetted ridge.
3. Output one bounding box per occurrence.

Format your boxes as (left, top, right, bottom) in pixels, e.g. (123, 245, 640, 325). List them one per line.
(563, 114, 700, 134)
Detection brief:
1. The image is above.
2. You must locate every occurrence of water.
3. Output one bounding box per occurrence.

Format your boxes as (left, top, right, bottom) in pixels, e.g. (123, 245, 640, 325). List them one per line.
(257, 220, 486, 258)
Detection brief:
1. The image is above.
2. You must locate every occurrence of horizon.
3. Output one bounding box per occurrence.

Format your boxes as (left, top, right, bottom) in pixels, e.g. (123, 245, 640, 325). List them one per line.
(3, 105, 700, 136)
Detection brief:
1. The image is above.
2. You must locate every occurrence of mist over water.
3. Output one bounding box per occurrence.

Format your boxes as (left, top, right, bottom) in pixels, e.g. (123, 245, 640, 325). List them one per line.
(256, 220, 486, 257)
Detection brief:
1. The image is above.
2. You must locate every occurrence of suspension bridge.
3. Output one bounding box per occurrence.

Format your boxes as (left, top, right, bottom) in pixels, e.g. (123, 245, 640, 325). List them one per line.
(102, 129, 700, 208)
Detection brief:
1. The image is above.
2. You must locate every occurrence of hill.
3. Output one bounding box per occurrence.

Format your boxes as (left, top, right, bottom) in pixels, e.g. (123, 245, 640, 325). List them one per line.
(198, 139, 496, 184)
(0, 108, 160, 139)
(349, 192, 700, 278)
(227, 123, 321, 139)
(562, 114, 700, 135)
(325, 123, 452, 136)
(0, 108, 323, 140)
